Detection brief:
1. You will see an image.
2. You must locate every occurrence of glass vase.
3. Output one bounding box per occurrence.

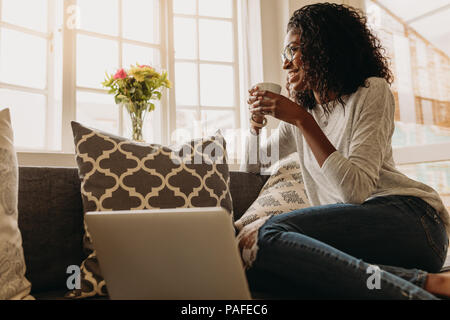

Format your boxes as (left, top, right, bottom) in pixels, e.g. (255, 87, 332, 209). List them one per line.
(125, 101, 150, 142)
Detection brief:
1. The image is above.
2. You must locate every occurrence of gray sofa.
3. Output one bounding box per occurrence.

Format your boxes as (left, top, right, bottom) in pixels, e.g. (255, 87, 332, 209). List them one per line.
(17, 166, 270, 300)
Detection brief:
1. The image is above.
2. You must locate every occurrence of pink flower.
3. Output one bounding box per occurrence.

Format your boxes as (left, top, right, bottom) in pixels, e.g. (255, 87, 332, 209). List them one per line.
(139, 64, 153, 69)
(114, 68, 127, 79)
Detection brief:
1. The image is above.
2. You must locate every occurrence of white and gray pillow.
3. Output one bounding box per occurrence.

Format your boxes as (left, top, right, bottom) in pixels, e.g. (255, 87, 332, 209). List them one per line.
(0, 108, 33, 300)
(236, 153, 310, 269)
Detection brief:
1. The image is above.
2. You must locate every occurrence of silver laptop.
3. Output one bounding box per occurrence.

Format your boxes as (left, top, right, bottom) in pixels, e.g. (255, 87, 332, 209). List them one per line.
(85, 207, 251, 300)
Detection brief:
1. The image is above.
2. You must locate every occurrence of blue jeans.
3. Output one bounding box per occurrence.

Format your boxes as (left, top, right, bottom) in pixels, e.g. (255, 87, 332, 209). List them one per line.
(246, 195, 449, 299)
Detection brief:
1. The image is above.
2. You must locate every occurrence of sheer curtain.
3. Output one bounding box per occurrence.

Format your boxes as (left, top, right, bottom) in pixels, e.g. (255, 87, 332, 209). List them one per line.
(237, 0, 264, 131)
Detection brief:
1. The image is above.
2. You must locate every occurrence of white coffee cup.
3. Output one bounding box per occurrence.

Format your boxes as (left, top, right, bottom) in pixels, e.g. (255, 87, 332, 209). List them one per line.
(253, 82, 282, 94)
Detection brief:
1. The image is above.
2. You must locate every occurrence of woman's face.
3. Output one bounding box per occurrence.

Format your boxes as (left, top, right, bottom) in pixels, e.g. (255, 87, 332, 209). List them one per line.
(283, 29, 307, 95)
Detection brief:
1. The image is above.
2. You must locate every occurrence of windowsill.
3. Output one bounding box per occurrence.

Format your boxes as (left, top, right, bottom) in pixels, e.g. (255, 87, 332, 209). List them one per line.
(19, 142, 450, 169)
(17, 151, 77, 167)
(16, 151, 243, 171)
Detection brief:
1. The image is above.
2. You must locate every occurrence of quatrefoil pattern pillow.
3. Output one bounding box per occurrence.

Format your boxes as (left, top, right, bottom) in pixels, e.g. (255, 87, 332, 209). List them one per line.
(67, 121, 233, 299)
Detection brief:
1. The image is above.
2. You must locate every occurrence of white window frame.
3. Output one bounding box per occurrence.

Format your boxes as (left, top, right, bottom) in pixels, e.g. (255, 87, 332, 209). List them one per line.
(61, 0, 167, 153)
(167, 0, 241, 144)
(0, 0, 57, 151)
(7, 0, 242, 165)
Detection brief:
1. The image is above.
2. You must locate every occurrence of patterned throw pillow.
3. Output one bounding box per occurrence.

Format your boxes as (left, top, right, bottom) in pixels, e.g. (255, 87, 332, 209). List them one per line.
(0, 108, 33, 300)
(236, 153, 310, 269)
(67, 121, 233, 299)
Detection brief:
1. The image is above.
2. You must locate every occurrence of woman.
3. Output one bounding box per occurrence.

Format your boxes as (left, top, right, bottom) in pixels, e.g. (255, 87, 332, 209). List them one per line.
(244, 3, 450, 299)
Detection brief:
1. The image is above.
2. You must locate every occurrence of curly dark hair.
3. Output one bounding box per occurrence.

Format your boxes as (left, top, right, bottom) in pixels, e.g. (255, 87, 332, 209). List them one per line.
(287, 3, 393, 113)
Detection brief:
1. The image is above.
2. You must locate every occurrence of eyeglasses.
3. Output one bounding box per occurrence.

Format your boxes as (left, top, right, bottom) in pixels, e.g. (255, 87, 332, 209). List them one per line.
(281, 45, 300, 63)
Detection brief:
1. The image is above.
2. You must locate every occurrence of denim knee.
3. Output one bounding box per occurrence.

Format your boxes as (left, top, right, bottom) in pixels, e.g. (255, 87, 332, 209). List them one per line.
(257, 215, 292, 244)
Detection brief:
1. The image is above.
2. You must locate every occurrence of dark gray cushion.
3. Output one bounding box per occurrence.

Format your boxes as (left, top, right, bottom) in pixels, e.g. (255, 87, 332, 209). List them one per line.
(18, 167, 85, 294)
(229, 171, 269, 221)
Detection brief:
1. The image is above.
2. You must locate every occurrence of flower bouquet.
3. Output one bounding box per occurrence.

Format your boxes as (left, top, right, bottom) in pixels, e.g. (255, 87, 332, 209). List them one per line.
(102, 64, 171, 141)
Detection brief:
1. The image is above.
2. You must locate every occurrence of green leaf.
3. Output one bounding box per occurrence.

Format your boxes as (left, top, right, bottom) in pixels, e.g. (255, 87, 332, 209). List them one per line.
(153, 91, 162, 100)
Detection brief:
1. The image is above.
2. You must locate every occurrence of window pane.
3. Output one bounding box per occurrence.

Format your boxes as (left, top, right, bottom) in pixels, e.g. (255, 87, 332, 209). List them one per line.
(199, 19, 233, 62)
(0, 29, 47, 89)
(201, 110, 236, 157)
(77, 0, 118, 36)
(200, 64, 234, 107)
(122, 43, 159, 69)
(1, 0, 47, 32)
(76, 91, 118, 135)
(122, 101, 162, 143)
(397, 161, 450, 213)
(176, 109, 198, 129)
(201, 110, 235, 133)
(77, 35, 118, 89)
(0, 89, 46, 149)
(122, 0, 159, 43)
(175, 63, 198, 106)
(173, 109, 200, 143)
(365, 1, 450, 149)
(173, 0, 196, 15)
(392, 121, 450, 148)
(199, 0, 232, 18)
(174, 17, 197, 59)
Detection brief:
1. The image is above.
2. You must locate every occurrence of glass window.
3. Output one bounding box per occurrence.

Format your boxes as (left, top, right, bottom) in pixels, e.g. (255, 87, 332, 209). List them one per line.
(173, 0, 196, 15)
(1, 0, 48, 32)
(77, 0, 119, 36)
(122, 0, 159, 43)
(0, 89, 46, 149)
(172, 1, 239, 150)
(366, 0, 450, 149)
(0, 0, 241, 154)
(76, 35, 119, 89)
(199, 19, 233, 62)
(200, 64, 234, 107)
(0, 29, 47, 89)
(122, 44, 159, 69)
(174, 17, 197, 59)
(198, 0, 232, 18)
(76, 91, 118, 135)
(175, 62, 198, 106)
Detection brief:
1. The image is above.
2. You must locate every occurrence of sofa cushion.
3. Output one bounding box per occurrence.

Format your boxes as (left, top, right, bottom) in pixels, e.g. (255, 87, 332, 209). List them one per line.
(18, 167, 85, 295)
(229, 171, 269, 222)
(0, 108, 33, 300)
(68, 121, 233, 299)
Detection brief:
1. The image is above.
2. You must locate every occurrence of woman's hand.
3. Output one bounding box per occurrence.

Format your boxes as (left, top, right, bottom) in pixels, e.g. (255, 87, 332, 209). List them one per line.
(247, 86, 266, 134)
(248, 88, 310, 127)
